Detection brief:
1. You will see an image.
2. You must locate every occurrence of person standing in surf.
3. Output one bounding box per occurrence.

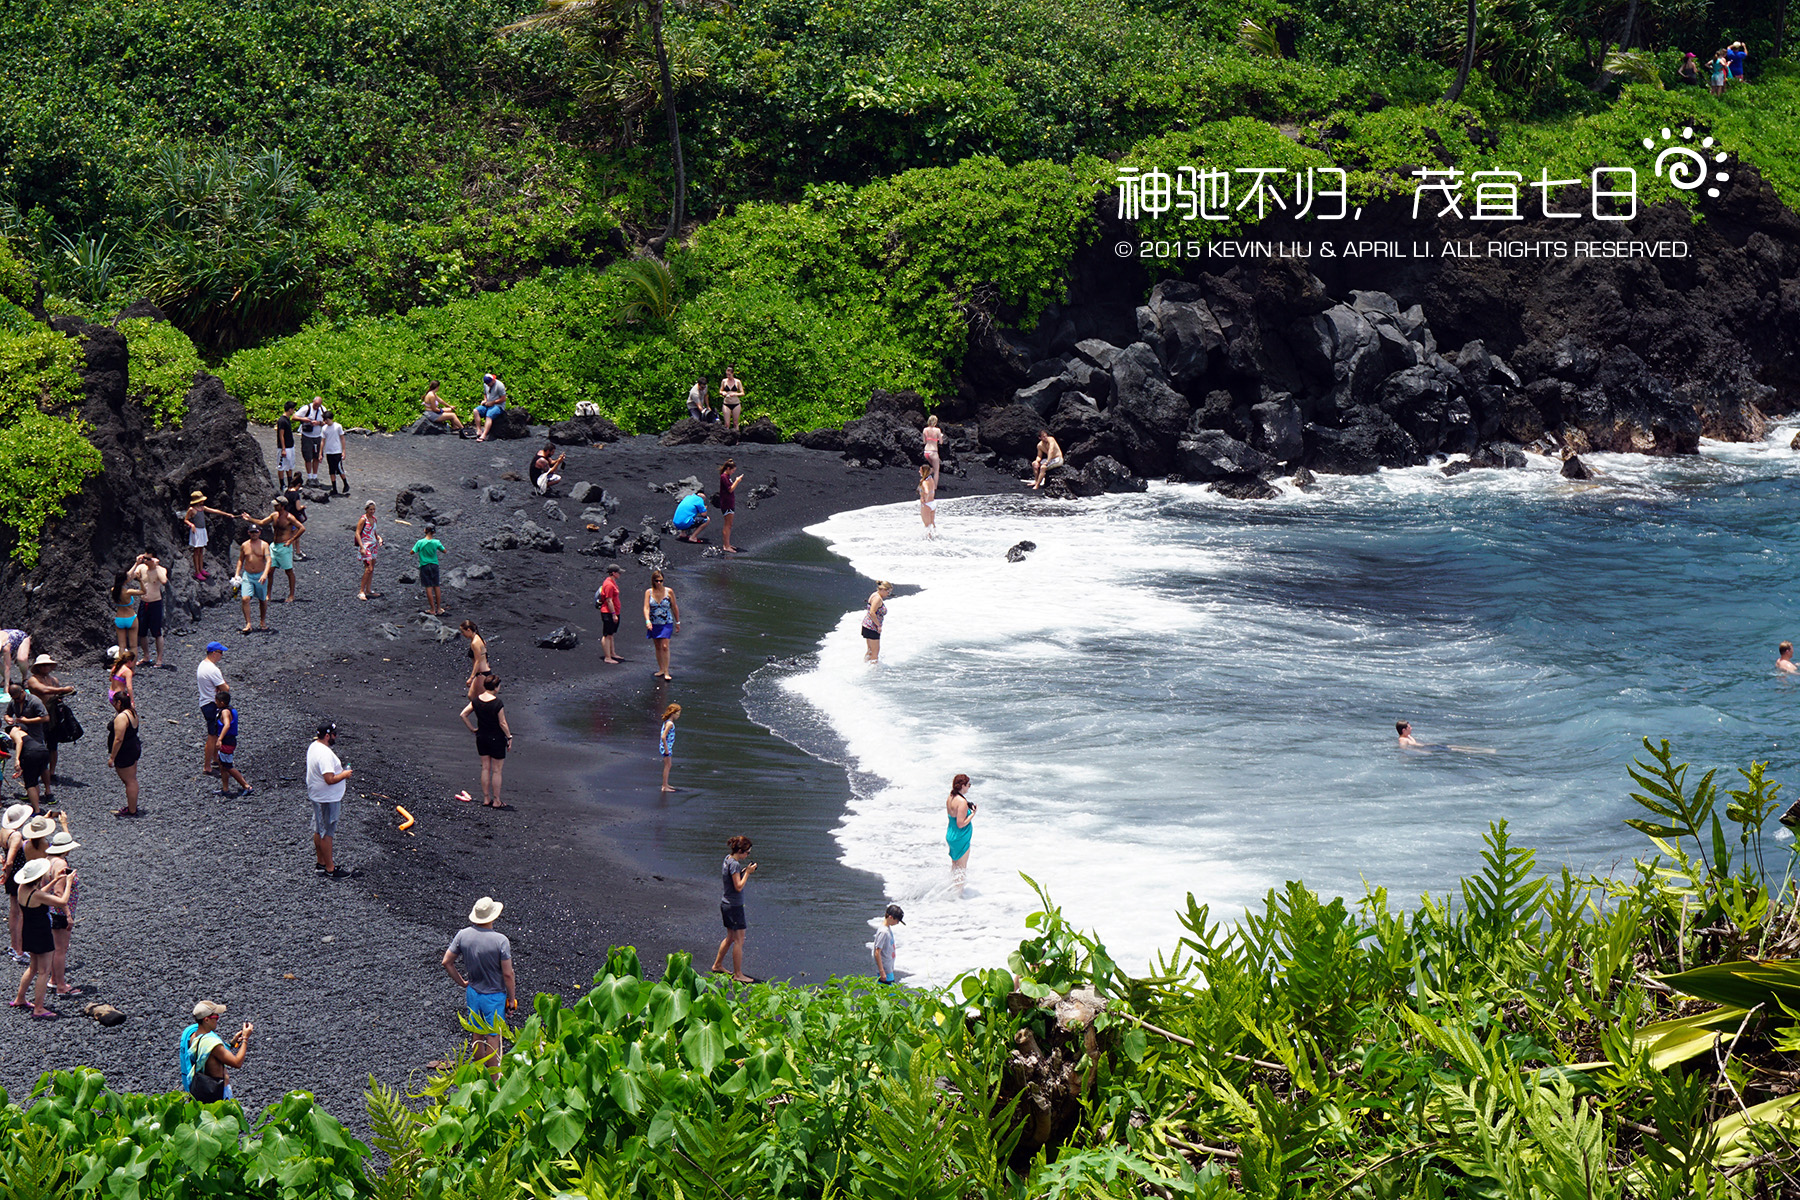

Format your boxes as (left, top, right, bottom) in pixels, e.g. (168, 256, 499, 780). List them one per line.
(922, 415, 943, 486)
(918, 465, 937, 539)
(861, 581, 892, 662)
(946, 774, 974, 894)
(710, 835, 757, 983)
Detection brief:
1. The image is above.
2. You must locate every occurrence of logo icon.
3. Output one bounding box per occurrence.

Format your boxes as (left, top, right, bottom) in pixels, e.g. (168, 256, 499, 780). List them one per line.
(1643, 126, 1731, 199)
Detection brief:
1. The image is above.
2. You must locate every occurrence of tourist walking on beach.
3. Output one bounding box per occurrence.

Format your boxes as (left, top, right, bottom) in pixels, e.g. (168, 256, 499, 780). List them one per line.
(422, 382, 467, 434)
(110, 570, 144, 657)
(184, 491, 233, 581)
(306, 722, 352, 877)
(7, 685, 51, 812)
(461, 621, 490, 694)
(130, 552, 170, 667)
(719, 367, 745, 432)
(474, 373, 507, 442)
(711, 835, 757, 983)
(412, 526, 446, 617)
(234, 526, 273, 633)
(923, 416, 943, 485)
(946, 774, 974, 893)
(182, 1001, 253, 1101)
(28, 655, 73, 798)
(532, 443, 565, 496)
(644, 570, 679, 680)
(718, 459, 743, 553)
(108, 692, 142, 817)
(214, 688, 250, 797)
(672, 491, 709, 543)
(299, 396, 326, 485)
(872, 903, 903, 984)
(321, 409, 349, 494)
(861, 581, 892, 662)
(241, 497, 305, 604)
(198, 643, 227, 776)
(595, 565, 623, 664)
(1030, 431, 1064, 490)
(0, 629, 31, 691)
(442, 897, 516, 1065)
(11, 856, 69, 1018)
(3, 804, 35, 962)
(918, 465, 937, 539)
(355, 502, 384, 601)
(659, 703, 680, 793)
(45, 826, 80, 997)
(276, 401, 298, 489)
(460, 674, 512, 810)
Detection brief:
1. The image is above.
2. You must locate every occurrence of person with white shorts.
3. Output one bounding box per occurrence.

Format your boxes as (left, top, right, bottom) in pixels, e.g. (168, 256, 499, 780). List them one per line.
(1031, 430, 1065, 490)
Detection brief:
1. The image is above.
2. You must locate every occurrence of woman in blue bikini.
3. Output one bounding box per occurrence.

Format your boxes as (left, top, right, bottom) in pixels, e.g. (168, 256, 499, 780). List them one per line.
(945, 773, 974, 894)
(110, 572, 144, 659)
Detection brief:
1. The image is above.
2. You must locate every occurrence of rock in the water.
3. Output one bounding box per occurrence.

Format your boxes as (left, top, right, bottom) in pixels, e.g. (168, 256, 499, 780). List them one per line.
(1561, 453, 1593, 480)
(1291, 466, 1317, 490)
(1441, 460, 1475, 478)
(1175, 430, 1274, 481)
(1210, 475, 1281, 500)
(536, 625, 578, 649)
(1087, 455, 1147, 493)
(1005, 540, 1037, 563)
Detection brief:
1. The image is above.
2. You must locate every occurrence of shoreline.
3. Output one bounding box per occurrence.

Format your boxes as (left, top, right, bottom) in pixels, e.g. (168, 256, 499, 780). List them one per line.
(0, 422, 1017, 1121)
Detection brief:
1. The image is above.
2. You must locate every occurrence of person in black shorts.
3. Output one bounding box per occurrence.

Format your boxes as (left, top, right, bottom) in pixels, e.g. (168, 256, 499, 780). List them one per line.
(298, 397, 326, 486)
(275, 402, 298, 488)
(459, 673, 513, 810)
(710, 835, 757, 983)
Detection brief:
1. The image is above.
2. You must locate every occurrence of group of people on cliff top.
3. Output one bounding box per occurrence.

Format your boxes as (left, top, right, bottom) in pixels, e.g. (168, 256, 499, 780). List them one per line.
(1678, 39, 1751, 94)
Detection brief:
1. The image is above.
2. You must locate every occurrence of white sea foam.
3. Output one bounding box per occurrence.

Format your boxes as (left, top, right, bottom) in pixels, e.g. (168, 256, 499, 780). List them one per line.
(772, 428, 1800, 985)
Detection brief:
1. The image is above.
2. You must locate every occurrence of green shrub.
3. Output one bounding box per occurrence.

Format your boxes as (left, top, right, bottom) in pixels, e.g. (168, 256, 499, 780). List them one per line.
(0, 411, 102, 567)
(0, 325, 83, 421)
(119, 318, 202, 428)
(0, 240, 34, 308)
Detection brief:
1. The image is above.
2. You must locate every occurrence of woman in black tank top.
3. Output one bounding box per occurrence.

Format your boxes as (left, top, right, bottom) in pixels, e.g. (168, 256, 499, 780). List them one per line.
(108, 692, 142, 816)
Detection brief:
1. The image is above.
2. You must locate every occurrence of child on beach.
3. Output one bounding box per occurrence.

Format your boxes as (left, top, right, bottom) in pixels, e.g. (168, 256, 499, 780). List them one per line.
(184, 491, 235, 581)
(214, 688, 251, 797)
(659, 703, 680, 793)
(412, 526, 446, 617)
(872, 903, 903, 984)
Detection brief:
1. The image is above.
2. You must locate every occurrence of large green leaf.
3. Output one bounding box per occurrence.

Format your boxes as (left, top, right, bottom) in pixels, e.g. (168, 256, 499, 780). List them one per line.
(1631, 1006, 1750, 1070)
(681, 1020, 732, 1077)
(541, 1105, 585, 1156)
(1712, 1093, 1800, 1166)
(1657, 961, 1800, 1012)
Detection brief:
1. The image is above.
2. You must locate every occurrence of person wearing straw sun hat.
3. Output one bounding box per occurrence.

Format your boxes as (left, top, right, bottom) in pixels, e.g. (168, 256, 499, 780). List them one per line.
(11, 855, 70, 1017)
(183, 490, 235, 582)
(442, 896, 516, 1065)
(3, 802, 32, 964)
(45, 828, 81, 997)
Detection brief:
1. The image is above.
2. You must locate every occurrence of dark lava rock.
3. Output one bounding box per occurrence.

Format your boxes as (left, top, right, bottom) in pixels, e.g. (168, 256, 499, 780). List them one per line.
(464, 563, 494, 581)
(795, 427, 845, 452)
(484, 486, 507, 503)
(1441, 460, 1475, 478)
(976, 405, 1045, 459)
(1005, 540, 1037, 563)
(1175, 430, 1274, 481)
(660, 417, 715, 446)
(488, 408, 534, 440)
(1249, 397, 1305, 463)
(85, 1003, 127, 1027)
(841, 412, 923, 466)
(577, 543, 616, 558)
(408, 415, 451, 436)
(461, 477, 481, 489)
(1013, 376, 1069, 418)
(866, 389, 928, 427)
(518, 521, 563, 553)
(740, 416, 784, 444)
(394, 489, 416, 518)
(1087, 455, 1147, 493)
(479, 529, 521, 552)
(567, 481, 601, 504)
(406, 482, 436, 495)
(1291, 466, 1317, 490)
(542, 501, 567, 523)
(746, 477, 779, 503)
(536, 626, 578, 650)
(547, 413, 624, 445)
(1211, 475, 1281, 500)
(1561, 454, 1593, 480)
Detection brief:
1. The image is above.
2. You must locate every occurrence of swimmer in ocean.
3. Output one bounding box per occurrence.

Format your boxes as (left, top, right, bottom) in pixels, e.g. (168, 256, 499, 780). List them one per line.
(1779, 641, 1798, 674)
(1397, 720, 1496, 754)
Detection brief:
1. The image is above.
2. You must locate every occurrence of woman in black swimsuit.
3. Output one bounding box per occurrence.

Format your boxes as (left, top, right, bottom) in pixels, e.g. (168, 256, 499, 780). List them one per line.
(11, 856, 69, 1018)
(462, 621, 490, 697)
(459, 672, 513, 809)
(109, 692, 142, 817)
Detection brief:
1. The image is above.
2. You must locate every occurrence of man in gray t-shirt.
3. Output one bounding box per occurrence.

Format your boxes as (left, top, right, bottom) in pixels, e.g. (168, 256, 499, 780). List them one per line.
(441, 896, 516, 1064)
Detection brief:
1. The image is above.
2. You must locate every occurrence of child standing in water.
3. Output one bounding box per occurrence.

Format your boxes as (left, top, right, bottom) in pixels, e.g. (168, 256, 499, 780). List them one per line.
(659, 704, 680, 793)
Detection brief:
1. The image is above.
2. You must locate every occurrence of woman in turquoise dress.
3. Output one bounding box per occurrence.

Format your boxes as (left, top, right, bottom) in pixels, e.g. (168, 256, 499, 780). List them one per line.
(945, 773, 974, 893)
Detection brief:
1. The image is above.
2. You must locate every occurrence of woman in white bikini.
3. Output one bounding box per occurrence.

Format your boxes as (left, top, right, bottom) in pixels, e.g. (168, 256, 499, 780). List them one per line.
(918, 465, 937, 539)
(922, 415, 943, 485)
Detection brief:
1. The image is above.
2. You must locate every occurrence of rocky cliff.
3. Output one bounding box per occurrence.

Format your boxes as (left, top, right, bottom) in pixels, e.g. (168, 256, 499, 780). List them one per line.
(0, 315, 274, 660)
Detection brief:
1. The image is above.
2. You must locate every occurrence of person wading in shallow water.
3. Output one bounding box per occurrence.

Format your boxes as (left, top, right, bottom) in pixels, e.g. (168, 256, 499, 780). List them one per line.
(1778, 642, 1797, 674)
(918, 465, 937, 539)
(711, 835, 758, 983)
(946, 774, 974, 895)
(861, 582, 892, 662)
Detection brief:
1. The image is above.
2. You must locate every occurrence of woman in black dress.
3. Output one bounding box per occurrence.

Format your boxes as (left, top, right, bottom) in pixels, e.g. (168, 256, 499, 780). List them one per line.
(459, 672, 513, 810)
(109, 691, 142, 817)
(10, 856, 69, 1018)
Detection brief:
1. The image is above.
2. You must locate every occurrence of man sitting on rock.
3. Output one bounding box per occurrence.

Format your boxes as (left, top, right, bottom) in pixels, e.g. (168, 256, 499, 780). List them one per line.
(474, 373, 507, 443)
(1030, 431, 1064, 490)
(672, 491, 710, 543)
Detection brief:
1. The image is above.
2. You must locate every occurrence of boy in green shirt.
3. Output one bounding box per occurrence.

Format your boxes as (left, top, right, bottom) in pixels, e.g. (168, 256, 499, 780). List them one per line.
(412, 526, 446, 617)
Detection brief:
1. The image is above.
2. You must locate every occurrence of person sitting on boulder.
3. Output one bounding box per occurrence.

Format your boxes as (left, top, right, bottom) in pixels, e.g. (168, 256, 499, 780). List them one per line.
(474, 374, 507, 443)
(672, 492, 710, 543)
(685, 379, 718, 424)
(422, 382, 467, 435)
(1030, 431, 1065, 490)
(531, 444, 566, 496)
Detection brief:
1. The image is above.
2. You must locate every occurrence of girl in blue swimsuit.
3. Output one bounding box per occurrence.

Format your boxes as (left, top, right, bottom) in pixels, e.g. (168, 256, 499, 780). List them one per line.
(110, 572, 144, 658)
(946, 773, 975, 894)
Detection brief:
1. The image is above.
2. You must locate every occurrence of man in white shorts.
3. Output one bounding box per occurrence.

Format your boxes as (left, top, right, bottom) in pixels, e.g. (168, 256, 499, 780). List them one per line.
(1031, 430, 1065, 490)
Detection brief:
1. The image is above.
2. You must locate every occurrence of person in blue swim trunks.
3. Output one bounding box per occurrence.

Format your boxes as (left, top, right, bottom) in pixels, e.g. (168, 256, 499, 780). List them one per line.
(441, 896, 516, 1067)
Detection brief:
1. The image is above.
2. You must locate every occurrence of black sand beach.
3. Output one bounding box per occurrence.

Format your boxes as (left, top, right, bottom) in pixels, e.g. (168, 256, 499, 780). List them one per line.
(0, 424, 1013, 1121)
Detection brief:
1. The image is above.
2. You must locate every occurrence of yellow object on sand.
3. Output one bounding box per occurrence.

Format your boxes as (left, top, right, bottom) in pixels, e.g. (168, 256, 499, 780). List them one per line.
(396, 805, 415, 832)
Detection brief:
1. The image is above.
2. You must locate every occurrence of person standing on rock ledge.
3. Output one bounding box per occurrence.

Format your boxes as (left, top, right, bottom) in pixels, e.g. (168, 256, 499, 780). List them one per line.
(197, 643, 228, 777)
(233, 525, 274, 634)
(442, 896, 516, 1067)
(719, 367, 745, 432)
(306, 721, 353, 878)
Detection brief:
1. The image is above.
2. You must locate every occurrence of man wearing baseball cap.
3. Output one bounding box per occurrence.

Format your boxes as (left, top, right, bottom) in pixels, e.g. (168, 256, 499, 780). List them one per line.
(872, 903, 904, 985)
(305, 722, 353, 878)
(180, 1000, 253, 1101)
(474, 373, 506, 443)
(197, 644, 227, 776)
(442, 896, 515, 1065)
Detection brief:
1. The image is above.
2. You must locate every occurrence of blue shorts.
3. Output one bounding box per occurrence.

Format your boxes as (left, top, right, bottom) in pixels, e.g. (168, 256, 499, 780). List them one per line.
(239, 577, 267, 601)
(466, 986, 506, 1025)
(419, 563, 440, 588)
(476, 404, 505, 420)
(114, 616, 136, 629)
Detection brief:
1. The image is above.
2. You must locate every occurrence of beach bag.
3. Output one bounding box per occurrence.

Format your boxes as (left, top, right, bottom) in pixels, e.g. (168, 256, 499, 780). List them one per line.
(185, 1029, 228, 1101)
(55, 705, 82, 744)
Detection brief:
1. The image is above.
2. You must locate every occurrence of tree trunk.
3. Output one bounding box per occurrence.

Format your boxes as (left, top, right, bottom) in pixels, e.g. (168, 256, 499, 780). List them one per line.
(1442, 0, 1477, 102)
(1777, 0, 1787, 61)
(1592, 0, 1639, 89)
(649, 0, 686, 247)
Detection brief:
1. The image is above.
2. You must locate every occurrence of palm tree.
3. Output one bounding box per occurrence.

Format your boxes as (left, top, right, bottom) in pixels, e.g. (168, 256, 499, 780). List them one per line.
(1443, 0, 1478, 102)
(502, 0, 689, 248)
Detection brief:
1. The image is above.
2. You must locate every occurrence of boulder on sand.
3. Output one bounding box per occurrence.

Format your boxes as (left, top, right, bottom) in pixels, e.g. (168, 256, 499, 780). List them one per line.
(536, 626, 578, 649)
(548, 413, 624, 445)
(487, 408, 534, 440)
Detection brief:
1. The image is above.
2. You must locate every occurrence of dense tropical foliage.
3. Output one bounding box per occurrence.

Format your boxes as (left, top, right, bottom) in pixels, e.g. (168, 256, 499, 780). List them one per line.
(8, 742, 1800, 1195)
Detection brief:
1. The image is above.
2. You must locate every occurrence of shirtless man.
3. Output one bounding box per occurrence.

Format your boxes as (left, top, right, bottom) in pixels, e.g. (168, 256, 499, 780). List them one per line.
(240, 497, 306, 603)
(129, 553, 171, 668)
(233, 526, 274, 633)
(1030, 431, 1064, 490)
(1779, 642, 1798, 674)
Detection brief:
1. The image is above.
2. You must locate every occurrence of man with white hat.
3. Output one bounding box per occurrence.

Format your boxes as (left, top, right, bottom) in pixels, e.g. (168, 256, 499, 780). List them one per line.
(180, 1000, 253, 1101)
(3, 802, 32, 964)
(441, 896, 516, 1064)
